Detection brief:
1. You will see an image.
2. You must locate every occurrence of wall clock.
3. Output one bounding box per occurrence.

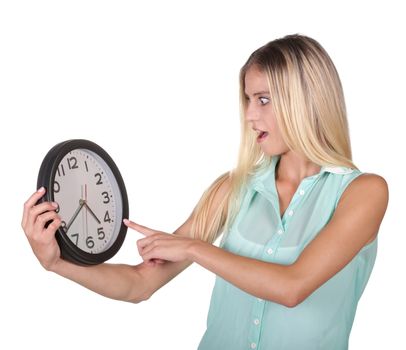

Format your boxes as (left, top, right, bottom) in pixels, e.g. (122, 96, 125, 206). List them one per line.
(37, 139, 129, 265)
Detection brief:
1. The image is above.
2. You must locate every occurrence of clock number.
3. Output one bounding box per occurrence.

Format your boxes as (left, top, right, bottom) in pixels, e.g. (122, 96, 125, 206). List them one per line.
(53, 180, 60, 193)
(104, 210, 111, 223)
(71, 233, 79, 246)
(67, 156, 78, 170)
(97, 227, 105, 240)
(57, 164, 65, 177)
(86, 236, 95, 249)
(85, 161, 89, 172)
(95, 173, 103, 185)
(102, 191, 110, 204)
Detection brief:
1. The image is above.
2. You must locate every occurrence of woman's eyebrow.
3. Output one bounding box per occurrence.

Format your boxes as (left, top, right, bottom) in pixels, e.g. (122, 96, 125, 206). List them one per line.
(244, 90, 270, 96)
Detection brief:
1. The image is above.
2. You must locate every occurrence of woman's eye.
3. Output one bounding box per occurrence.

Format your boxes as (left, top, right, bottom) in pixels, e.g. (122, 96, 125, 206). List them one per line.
(259, 97, 270, 105)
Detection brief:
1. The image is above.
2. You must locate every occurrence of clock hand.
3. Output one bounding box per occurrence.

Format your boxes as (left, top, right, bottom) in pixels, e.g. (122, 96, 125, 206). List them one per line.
(65, 199, 86, 233)
(84, 202, 101, 224)
(83, 183, 101, 224)
(84, 185, 88, 242)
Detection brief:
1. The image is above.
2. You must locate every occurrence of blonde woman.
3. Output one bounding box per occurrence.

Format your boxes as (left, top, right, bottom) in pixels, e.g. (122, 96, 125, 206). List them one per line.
(22, 34, 388, 349)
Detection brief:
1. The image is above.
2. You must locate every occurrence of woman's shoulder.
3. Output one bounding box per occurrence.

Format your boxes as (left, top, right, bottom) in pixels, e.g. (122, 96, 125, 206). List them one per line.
(352, 172, 388, 194)
(331, 172, 389, 246)
(203, 171, 232, 212)
(339, 172, 389, 215)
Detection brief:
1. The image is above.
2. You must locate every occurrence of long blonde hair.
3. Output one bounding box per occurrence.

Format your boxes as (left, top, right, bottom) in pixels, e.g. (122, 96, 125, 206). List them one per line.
(190, 34, 357, 243)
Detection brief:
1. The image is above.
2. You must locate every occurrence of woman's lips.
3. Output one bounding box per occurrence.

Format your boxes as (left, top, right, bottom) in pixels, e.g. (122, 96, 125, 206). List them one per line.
(257, 131, 269, 142)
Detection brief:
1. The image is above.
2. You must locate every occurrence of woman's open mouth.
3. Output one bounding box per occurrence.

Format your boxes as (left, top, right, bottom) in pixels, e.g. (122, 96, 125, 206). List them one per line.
(256, 130, 269, 143)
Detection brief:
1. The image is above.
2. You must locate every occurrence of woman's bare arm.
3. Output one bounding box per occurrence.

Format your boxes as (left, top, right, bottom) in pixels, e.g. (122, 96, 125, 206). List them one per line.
(22, 174, 231, 303)
(50, 217, 194, 303)
(135, 173, 389, 307)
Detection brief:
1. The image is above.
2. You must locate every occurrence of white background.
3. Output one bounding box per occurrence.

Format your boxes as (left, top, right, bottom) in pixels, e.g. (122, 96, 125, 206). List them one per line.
(1, 1, 404, 349)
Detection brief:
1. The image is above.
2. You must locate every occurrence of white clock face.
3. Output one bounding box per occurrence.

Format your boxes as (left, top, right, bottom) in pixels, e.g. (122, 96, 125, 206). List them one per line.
(53, 149, 123, 254)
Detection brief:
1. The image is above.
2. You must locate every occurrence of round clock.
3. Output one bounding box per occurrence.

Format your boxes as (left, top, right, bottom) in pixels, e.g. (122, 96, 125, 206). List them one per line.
(37, 139, 129, 265)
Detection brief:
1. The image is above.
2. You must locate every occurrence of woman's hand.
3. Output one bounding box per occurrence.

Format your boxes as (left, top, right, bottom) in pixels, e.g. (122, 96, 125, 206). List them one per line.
(22, 187, 62, 271)
(124, 219, 199, 266)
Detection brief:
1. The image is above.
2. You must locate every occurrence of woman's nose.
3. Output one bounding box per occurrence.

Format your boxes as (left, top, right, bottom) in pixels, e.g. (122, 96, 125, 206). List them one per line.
(245, 104, 260, 122)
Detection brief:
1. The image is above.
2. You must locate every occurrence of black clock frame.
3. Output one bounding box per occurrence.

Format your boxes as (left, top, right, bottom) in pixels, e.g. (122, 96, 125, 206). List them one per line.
(37, 139, 129, 266)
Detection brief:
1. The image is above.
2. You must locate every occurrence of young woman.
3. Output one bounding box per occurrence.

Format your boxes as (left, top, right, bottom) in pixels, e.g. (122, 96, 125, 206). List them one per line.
(22, 34, 388, 349)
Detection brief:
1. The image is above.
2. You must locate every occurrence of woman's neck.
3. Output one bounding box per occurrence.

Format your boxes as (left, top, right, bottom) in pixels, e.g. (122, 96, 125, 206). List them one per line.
(275, 151, 321, 186)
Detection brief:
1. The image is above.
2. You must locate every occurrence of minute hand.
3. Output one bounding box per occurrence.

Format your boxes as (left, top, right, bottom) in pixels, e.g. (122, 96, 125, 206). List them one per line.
(84, 202, 101, 224)
(65, 199, 86, 233)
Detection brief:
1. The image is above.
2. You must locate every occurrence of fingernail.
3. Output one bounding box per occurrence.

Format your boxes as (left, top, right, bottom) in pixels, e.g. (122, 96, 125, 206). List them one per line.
(52, 202, 58, 208)
(123, 219, 129, 225)
(37, 187, 45, 193)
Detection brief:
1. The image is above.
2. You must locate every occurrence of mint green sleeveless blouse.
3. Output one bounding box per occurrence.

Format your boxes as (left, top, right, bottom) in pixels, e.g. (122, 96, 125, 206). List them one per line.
(198, 155, 377, 350)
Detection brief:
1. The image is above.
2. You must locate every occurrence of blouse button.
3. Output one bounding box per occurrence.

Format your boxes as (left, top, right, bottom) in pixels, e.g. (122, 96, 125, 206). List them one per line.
(250, 343, 257, 349)
(277, 229, 283, 235)
(267, 248, 274, 255)
(288, 210, 294, 216)
(253, 319, 260, 325)
(299, 189, 305, 195)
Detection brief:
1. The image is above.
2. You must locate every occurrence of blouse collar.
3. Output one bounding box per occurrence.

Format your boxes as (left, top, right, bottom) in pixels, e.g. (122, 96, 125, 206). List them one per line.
(250, 155, 355, 190)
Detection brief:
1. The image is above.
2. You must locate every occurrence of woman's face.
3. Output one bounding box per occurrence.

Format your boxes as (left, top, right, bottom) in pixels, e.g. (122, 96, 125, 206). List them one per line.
(244, 65, 289, 156)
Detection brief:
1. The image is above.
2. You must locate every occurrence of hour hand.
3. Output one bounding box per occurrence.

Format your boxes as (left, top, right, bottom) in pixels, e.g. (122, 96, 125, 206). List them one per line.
(65, 199, 86, 233)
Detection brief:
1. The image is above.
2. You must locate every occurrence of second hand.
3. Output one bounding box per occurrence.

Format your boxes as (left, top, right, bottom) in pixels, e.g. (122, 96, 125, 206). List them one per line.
(84, 184, 88, 244)
(84, 183, 101, 224)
